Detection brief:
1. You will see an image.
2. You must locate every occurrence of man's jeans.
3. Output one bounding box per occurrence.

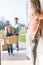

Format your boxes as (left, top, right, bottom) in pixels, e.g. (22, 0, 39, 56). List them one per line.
(8, 44, 13, 54)
(15, 34, 19, 51)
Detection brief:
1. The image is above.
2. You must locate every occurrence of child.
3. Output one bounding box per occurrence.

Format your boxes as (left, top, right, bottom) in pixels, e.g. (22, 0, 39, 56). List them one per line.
(5, 26, 14, 55)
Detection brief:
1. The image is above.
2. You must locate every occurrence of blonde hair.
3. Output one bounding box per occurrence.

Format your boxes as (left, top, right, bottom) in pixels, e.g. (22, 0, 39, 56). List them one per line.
(30, 0, 41, 14)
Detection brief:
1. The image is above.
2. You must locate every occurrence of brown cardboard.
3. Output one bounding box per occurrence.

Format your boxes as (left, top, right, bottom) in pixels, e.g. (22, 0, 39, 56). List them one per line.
(2, 44, 8, 51)
(6, 36, 17, 44)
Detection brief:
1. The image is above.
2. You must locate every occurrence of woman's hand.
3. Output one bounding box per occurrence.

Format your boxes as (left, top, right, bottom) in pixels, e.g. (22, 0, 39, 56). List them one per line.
(32, 39, 35, 43)
(25, 25, 29, 32)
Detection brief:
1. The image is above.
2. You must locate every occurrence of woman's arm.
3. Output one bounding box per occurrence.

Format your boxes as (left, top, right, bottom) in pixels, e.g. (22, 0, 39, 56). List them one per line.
(25, 24, 30, 32)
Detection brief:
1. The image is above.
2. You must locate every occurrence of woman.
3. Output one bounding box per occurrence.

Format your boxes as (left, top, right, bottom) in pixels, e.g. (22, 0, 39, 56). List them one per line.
(26, 0, 43, 65)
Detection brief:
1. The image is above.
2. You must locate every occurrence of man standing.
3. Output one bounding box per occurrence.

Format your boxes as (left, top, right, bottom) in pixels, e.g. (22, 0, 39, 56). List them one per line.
(13, 18, 21, 51)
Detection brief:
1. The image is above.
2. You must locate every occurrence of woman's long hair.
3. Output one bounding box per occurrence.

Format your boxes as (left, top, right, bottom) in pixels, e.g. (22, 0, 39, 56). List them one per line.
(30, 0, 41, 14)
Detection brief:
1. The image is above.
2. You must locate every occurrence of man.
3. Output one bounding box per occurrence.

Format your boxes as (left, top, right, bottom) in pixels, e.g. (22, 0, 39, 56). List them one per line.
(13, 18, 21, 51)
(26, 0, 43, 65)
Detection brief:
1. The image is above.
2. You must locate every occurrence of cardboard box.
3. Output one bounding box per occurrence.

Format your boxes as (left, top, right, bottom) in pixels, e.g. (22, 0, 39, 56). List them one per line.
(1, 36, 17, 51)
(6, 36, 17, 44)
(2, 44, 8, 51)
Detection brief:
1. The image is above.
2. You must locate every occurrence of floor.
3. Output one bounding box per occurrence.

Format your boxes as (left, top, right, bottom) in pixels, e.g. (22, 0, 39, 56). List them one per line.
(1, 37, 43, 65)
(1, 50, 28, 60)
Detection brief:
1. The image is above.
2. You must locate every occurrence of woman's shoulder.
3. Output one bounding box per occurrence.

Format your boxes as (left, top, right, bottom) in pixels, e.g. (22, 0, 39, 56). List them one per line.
(30, 11, 43, 20)
(29, 13, 39, 19)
